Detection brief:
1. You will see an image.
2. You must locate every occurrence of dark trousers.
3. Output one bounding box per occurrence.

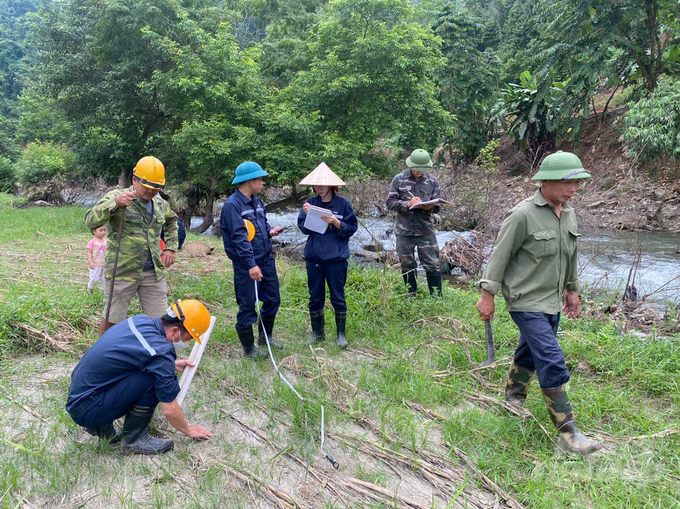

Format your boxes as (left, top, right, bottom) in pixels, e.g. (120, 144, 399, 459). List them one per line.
(509, 312, 570, 389)
(306, 259, 348, 313)
(67, 372, 159, 428)
(234, 255, 280, 326)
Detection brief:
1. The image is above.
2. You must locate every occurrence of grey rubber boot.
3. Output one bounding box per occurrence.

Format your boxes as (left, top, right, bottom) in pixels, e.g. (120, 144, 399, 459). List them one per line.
(258, 314, 283, 349)
(236, 325, 268, 359)
(335, 311, 348, 349)
(542, 385, 603, 455)
(120, 406, 174, 455)
(307, 309, 325, 345)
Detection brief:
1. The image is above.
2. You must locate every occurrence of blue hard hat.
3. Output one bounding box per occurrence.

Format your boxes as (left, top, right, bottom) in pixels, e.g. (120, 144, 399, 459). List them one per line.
(232, 162, 269, 185)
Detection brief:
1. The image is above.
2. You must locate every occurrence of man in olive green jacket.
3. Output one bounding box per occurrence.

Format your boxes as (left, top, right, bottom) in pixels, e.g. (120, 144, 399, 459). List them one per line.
(476, 151, 602, 456)
(85, 157, 178, 337)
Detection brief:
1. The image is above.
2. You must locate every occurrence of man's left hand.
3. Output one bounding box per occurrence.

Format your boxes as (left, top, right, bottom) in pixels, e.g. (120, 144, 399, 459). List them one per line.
(563, 291, 581, 319)
(162, 249, 176, 268)
(321, 214, 341, 229)
(270, 226, 283, 237)
(175, 359, 195, 372)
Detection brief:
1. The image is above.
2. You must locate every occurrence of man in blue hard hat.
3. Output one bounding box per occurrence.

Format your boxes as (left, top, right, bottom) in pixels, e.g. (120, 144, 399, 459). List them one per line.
(220, 162, 283, 358)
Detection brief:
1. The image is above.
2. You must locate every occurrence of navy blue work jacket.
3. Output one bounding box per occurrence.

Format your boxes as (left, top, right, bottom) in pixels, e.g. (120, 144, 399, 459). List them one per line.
(221, 190, 273, 269)
(297, 194, 358, 262)
(66, 315, 180, 412)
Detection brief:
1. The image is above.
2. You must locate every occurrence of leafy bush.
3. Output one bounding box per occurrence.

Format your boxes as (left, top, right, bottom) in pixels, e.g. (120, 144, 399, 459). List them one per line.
(0, 157, 15, 192)
(495, 71, 570, 165)
(15, 143, 78, 186)
(622, 77, 680, 164)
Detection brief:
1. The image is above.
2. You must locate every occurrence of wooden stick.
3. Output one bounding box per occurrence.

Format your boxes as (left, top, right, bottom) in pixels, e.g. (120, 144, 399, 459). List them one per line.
(177, 316, 217, 407)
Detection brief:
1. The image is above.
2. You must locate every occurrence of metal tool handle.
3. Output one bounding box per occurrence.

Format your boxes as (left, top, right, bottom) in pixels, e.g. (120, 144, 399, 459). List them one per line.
(480, 319, 495, 368)
(104, 209, 126, 326)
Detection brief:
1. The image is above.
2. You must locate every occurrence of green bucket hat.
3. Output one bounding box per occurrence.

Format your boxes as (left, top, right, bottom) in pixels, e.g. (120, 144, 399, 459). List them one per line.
(531, 151, 591, 181)
(406, 149, 433, 169)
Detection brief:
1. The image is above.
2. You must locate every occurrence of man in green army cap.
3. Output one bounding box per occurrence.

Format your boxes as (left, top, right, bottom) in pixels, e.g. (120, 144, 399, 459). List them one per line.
(476, 151, 602, 455)
(386, 149, 443, 297)
(85, 156, 178, 337)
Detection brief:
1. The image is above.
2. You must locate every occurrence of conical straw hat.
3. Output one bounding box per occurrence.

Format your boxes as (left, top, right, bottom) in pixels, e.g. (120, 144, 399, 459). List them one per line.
(299, 163, 347, 187)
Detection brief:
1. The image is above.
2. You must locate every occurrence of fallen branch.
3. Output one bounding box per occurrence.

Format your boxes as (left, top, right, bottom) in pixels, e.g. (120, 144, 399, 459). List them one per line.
(16, 323, 73, 353)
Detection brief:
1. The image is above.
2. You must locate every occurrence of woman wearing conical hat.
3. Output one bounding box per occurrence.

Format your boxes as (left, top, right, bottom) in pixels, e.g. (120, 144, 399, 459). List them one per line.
(297, 163, 358, 348)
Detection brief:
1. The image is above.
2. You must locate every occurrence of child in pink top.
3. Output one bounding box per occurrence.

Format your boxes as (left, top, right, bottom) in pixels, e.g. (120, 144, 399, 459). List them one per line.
(87, 225, 107, 293)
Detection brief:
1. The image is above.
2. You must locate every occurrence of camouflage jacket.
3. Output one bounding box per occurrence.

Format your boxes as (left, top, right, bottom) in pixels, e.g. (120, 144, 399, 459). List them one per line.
(386, 169, 442, 236)
(84, 187, 178, 282)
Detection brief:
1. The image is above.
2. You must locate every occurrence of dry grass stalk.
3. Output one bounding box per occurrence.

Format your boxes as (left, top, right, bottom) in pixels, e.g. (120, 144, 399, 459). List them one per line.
(452, 447, 526, 509)
(598, 427, 679, 441)
(405, 402, 447, 421)
(463, 390, 555, 442)
(224, 464, 303, 509)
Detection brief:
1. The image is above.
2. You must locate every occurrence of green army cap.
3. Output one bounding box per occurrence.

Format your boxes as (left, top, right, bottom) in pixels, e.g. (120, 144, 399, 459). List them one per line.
(532, 151, 591, 181)
(406, 149, 433, 169)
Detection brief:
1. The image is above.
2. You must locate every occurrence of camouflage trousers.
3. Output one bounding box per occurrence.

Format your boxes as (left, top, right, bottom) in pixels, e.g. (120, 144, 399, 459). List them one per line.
(396, 234, 440, 274)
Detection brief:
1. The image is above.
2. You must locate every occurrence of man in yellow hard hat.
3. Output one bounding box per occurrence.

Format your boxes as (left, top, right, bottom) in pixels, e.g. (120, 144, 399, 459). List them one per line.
(66, 300, 213, 454)
(85, 156, 179, 337)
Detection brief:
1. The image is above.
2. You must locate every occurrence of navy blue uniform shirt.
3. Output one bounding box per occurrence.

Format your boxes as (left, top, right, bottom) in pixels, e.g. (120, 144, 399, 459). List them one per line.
(221, 189, 273, 269)
(297, 194, 358, 262)
(66, 315, 180, 412)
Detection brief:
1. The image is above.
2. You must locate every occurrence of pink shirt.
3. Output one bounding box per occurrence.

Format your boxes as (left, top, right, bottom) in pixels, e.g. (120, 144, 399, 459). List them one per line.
(88, 238, 107, 266)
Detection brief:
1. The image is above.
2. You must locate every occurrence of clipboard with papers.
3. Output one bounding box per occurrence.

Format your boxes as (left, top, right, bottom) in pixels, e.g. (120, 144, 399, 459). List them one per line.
(408, 198, 453, 210)
(303, 205, 333, 234)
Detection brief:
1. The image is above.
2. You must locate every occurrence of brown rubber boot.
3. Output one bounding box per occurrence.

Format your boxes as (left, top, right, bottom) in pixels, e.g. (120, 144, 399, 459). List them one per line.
(502, 363, 535, 416)
(542, 385, 602, 455)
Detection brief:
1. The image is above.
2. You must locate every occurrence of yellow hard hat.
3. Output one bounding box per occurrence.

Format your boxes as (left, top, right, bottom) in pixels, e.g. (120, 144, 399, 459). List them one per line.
(133, 156, 166, 189)
(243, 219, 255, 242)
(170, 299, 211, 344)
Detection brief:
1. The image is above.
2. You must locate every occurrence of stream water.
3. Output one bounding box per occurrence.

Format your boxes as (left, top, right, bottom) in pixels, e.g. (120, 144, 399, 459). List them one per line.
(192, 212, 680, 306)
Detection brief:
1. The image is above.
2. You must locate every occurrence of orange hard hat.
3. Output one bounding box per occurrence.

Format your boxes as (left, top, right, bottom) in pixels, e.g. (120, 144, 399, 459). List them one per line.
(170, 299, 211, 344)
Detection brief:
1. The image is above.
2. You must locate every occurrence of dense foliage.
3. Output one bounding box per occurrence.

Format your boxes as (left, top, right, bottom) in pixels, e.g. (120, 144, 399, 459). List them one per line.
(0, 0, 679, 208)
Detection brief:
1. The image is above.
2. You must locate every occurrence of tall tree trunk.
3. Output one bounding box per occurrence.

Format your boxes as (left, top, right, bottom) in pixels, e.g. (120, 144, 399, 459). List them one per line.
(118, 167, 132, 188)
(179, 186, 202, 229)
(191, 188, 217, 234)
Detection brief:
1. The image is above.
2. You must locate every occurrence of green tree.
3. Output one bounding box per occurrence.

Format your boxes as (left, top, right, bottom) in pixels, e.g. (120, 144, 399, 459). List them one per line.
(279, 0, 453, 181)
(434, 5, 499, 160)
(547, 0, 679, 93)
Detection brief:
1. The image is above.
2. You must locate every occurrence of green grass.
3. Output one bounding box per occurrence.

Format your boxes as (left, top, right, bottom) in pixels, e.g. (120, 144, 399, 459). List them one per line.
(0, 193, 678, 508)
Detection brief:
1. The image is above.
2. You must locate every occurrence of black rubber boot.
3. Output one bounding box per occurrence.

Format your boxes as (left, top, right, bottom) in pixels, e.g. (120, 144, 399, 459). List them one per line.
(120, 406, 174, 455)
(426, 271, 443, 297)
(306, 309, 325, 345)
(236, 325, 268, 359)
(335, 311, 348, 349)
(85, 422, 121, 443)
(258, 314, 283, 349)
(542, 385, 602, 455)
(402, 271, 417, 297)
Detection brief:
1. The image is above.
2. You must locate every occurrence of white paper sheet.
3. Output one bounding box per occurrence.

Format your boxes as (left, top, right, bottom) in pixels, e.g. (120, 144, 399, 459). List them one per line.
(303, 205, 333, 234)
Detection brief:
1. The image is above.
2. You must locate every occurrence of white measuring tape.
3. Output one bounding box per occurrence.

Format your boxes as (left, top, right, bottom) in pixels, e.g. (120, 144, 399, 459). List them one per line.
(253, 280, 339, 469)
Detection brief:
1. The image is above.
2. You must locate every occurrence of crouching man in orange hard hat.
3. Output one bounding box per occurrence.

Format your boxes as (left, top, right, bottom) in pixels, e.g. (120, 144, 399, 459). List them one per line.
(85, 156, 179, 337)
(65, 300, 213, 454)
